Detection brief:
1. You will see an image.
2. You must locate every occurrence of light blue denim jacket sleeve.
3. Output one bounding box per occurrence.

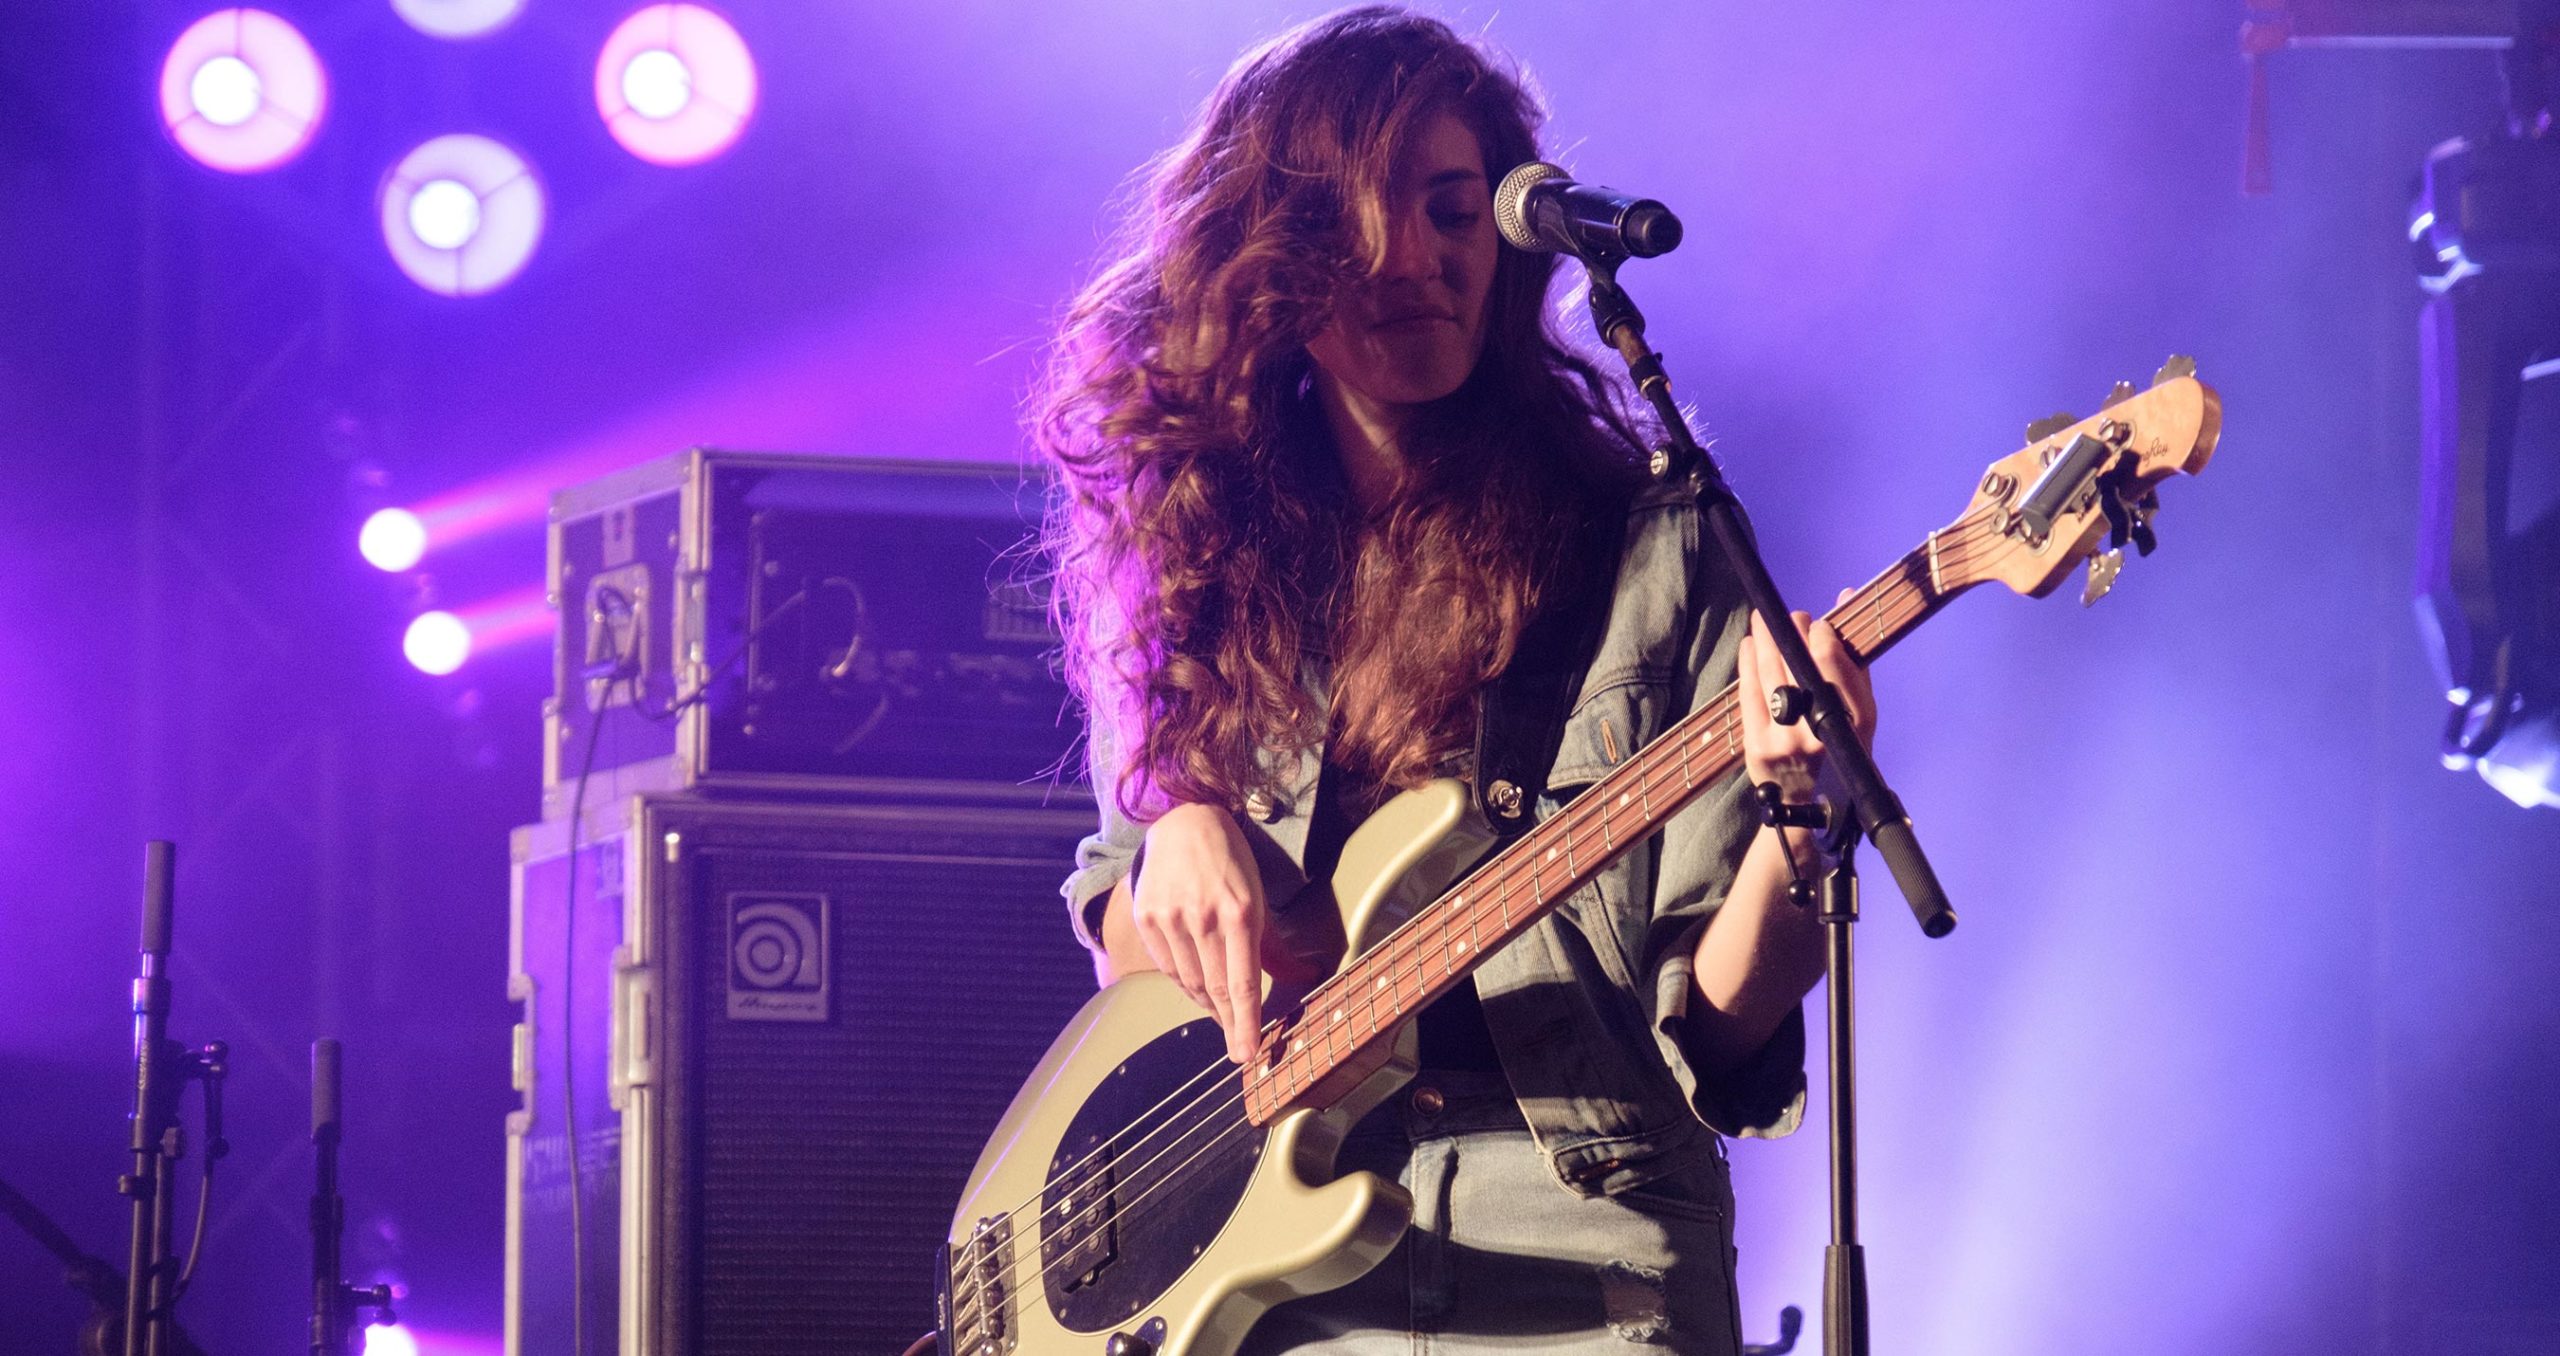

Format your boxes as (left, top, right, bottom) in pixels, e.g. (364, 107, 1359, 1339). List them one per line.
(1059, 480, 1806, 1194)
(1627, 497, 1810, 1144)
(1062, 712, 1144, 954)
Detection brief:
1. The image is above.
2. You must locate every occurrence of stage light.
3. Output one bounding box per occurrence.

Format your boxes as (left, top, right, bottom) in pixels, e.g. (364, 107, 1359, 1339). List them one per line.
(405, 612, 472, 675)
(596, 5, 757, 166)
(400, 588, 553, 675)
(391, 0, 526, 41)
(458, 585, 556, 654)
(359, 508, 428, 572)
(380, 135, 544, 296)
(622, 48, 692, 120)
(408, 179, 482, 251)
(190, 55, 261, 127)
(361, 1323, 420, 1356)
(159, 9, 327, 173)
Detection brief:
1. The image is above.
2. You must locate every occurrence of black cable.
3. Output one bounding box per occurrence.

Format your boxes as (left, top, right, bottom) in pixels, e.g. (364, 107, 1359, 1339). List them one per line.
(595, 579, 854, 725)
(560, 657, 616, 1356)
(165, 1050, 224, 1301)
(554, 574, 855, 1354)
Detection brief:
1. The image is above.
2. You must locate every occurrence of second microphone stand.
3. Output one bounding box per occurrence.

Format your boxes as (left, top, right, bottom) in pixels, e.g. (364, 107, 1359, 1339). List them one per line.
(311, 1039, 396, 1356)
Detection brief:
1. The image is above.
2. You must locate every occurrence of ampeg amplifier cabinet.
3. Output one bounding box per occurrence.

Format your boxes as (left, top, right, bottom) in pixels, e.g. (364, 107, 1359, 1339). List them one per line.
(506, 794, 1102, 1356)
(544, 452, 1073, 818)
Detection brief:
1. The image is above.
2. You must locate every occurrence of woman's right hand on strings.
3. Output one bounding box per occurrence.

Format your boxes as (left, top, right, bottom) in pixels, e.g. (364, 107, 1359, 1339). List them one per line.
(1132, 802, 1269, 1064)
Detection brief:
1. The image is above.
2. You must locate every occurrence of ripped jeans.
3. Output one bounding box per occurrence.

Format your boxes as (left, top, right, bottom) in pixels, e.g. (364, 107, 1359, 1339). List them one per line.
(1237, 1071, 1746, 1356)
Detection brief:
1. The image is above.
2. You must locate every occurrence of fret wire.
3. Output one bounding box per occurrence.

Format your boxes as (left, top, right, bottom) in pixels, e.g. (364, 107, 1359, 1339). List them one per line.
(1284, 522, 1985, 1053)
(1861, 570, 1904, 650)
(1333, 715, 1728, 1039)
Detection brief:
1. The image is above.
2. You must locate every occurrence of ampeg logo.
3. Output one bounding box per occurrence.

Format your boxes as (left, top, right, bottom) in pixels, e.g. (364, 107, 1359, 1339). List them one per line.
(726, 893, 829, 1021)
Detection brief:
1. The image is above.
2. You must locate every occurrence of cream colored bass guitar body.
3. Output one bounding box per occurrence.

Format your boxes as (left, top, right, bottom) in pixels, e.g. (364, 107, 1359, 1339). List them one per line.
(935, 781, 1490, 1356)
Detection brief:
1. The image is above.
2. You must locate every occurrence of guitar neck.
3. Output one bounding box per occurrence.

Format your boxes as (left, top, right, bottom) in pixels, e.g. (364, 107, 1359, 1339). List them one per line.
(1244, 533, 1970, 1122)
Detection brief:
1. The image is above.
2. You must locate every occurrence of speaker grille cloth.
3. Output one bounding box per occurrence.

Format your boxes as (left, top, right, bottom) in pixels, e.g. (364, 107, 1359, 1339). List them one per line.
(689, 824, 1095, 1354)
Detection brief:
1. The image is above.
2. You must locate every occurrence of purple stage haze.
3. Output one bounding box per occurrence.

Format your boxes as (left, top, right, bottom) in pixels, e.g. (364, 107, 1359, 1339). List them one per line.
(0, 3, 2552, 1353)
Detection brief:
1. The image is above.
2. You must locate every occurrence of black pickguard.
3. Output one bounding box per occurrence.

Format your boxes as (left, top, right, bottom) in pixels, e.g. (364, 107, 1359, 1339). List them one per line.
(1040, 1018, 1268, 1331)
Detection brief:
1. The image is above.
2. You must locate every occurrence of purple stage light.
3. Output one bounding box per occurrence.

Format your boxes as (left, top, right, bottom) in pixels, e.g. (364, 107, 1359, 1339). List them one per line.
(391, 0, 526, 41)
(158, 9, 327, 173)
(403, 587, 552, 677)
(357, 1325, 500, 1356)
(407, 483, 549, 554)
(596, 5, 757, 166)
(456, 585, 555, 654)
(379, 135, 544, 296)
(403, 611, 472, 675)
(360, 508, 429, 572)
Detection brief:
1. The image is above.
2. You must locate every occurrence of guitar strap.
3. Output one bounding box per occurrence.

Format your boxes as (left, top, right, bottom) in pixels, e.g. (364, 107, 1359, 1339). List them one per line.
(1470, 504, 1626, 840)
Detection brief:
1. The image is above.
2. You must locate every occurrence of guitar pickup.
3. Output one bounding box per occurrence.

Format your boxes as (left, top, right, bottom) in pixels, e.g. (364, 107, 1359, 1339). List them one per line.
(1041, 1137, 1120, 1292)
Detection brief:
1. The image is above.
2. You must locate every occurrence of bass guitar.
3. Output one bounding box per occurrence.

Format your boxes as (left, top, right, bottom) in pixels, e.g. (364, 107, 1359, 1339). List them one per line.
(938, 361, 2224, 1356)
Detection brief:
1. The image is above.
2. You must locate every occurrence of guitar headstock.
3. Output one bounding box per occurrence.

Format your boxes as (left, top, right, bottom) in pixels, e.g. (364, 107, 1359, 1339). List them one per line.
(1940, 357, 2223, 602)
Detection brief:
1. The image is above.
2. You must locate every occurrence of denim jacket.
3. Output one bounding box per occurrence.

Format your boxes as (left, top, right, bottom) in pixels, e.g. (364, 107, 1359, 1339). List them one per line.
(1062, 477, 1808, 1199)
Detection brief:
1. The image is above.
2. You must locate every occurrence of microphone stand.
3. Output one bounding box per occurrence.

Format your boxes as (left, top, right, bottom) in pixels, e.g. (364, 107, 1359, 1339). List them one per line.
(122, 842, 178, 1356)
(1572, 254, 1958, 1356)
(1813, 818, 1872, 1356)
(120, 842, 228, 1356)
(311, 1039, 396, 1356)
(1579, 258, 1954, 938)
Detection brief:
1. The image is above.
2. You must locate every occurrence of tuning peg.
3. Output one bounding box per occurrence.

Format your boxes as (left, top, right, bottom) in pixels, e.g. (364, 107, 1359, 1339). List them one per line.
(2128, 491, 2161, 556)
(2099, 491, 2133, 550)
(2102, 380, 2136, 409)
(2025, 412, 2078, 443)
(2081, 550, 2124, 607)
(2151, 354, 2197, 386)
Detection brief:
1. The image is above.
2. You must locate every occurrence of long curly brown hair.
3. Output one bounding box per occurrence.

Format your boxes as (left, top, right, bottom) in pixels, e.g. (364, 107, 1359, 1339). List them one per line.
(1039, 5, 1644, 821)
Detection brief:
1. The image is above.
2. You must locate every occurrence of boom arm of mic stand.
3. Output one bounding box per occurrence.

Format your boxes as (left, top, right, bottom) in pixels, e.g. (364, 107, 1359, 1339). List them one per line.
(1581, 263, 1957, 938)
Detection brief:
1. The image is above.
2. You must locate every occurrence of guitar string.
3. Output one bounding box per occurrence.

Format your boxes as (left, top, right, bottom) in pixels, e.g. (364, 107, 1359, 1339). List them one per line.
(953, 510, 2005, 1332)
(947, 645, 1862, 1323)
(982, 502, 1998, 1226)
(1256, 510, 2003, 1096)
(1282, 485, 2036, 1098)
(949, 510, 2013, 1327)
(947, 584, 1910, 1329)
(1235, 503, 2013, 1123)
(1242, 515, 1996, 1126)
(951, 688, 1753, 1321)
(948, 580, 1966, 1338)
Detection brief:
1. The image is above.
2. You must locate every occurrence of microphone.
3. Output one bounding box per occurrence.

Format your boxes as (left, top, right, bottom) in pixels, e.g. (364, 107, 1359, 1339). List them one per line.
(1493, 161, 1684, 260)
(312, 1039, 341, 1145)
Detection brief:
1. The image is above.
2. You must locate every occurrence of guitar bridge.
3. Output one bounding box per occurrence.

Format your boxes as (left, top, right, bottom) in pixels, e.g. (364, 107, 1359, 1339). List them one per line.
(943, 1215, 1019, 1356)
(1042, 1135, 1121, 1292)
